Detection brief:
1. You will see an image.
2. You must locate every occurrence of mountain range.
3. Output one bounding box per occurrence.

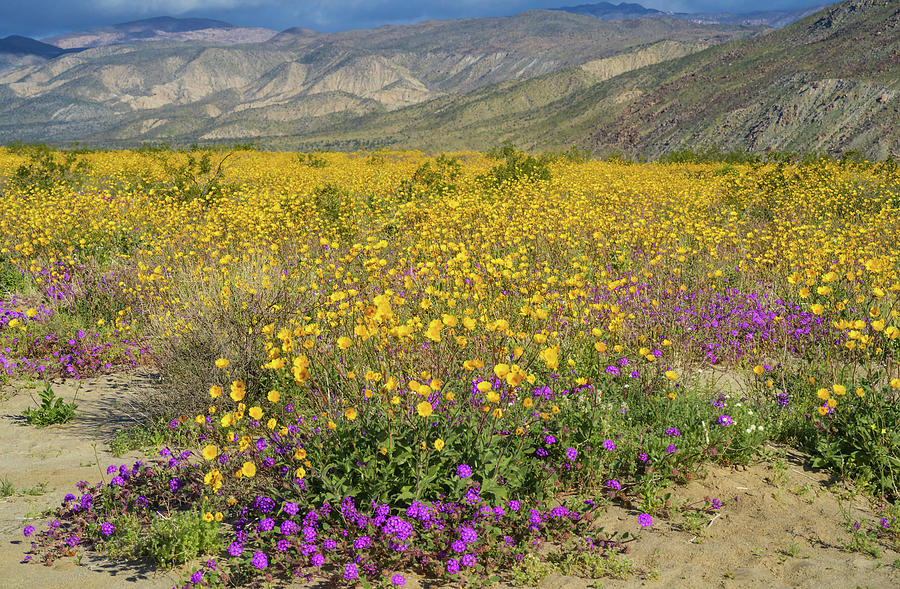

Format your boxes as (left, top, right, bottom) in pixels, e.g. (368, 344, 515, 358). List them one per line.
(555, 2, 828, 27)
(42, 16, 278, 50)
(1, 1, 896, 159)
(301, 0, 899, 158)
(0, 10, 759, 146)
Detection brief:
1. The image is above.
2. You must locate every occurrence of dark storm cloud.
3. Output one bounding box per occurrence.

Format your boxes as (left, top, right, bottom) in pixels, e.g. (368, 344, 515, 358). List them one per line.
(2, 0, 832, 39)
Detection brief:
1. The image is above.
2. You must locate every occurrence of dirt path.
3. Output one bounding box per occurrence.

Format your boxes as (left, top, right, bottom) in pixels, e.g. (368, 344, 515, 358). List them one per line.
(1, 372, 898, 589)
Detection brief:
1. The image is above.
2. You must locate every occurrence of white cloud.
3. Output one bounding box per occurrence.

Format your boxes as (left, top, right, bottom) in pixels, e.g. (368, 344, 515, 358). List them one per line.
(94, 0, 271, 15)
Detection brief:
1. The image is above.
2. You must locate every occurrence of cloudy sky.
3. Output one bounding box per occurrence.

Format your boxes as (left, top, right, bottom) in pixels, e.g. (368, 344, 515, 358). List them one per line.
(3, 0, 831, 39)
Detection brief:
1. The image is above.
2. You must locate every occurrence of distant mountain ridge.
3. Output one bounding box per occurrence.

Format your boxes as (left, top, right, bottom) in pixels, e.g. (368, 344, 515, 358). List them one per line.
(556, 2, 830, 28)
(0, 35, 68, 59)
(554, 2, 661, 20)
(0, 11, 758, 145)
(0, 35, 80, 72)
(42, 16, 277, 49)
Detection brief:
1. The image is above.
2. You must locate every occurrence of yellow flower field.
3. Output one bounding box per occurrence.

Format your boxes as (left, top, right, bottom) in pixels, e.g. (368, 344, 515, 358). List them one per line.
(4, 146, 900, 586)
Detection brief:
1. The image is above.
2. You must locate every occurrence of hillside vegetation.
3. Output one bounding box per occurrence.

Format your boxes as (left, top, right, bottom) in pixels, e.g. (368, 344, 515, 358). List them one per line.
(293, 0, 900, 158)
(0, 12, 757, 146)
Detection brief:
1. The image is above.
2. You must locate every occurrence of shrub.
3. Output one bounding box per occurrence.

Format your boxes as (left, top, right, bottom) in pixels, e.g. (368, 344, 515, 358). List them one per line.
(21, 382, 78, 427)
(806, 377, 900, 500)
(10, 144, 90, 192)
(312, 183, 357, 237)
(103, 510, 221, 567)
(658, 147, 762, 165)
(158, 151, 238, 205)
(397, 154, 462, 203)
(478, 144, 552, 188)
(297, 152, 328, 168)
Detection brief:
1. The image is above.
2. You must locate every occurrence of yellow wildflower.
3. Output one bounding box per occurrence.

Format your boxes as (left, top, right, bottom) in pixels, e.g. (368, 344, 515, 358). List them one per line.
(416, 401, 433, 418)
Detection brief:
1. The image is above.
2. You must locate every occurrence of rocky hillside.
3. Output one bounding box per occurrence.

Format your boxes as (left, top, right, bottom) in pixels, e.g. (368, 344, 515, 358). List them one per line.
(0, 12, 757, 144)
(581, 0, 900, 158)
(293, 0, 899, 158)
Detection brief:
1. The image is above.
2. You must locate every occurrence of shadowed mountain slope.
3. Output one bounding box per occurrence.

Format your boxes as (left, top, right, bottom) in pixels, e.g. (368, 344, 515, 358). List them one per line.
(0, 35, 77, 72)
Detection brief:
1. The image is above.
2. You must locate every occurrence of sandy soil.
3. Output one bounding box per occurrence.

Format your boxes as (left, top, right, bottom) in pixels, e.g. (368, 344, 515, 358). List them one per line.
(0, 371, 183, 589)
(1, 371, 898, 589)
(594, 450, 900, 589)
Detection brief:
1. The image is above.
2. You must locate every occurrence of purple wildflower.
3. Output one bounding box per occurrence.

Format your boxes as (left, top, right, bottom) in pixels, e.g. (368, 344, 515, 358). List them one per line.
(460, 526, 478, 544)
(258, 518, 275, 532)
(251, 552, 268, 570)
(344, 563, 359, 581)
